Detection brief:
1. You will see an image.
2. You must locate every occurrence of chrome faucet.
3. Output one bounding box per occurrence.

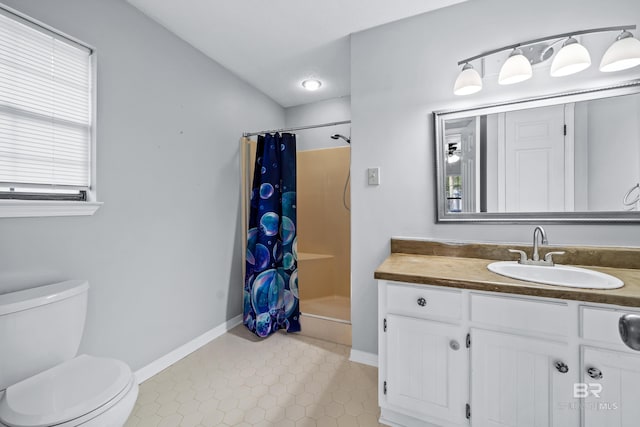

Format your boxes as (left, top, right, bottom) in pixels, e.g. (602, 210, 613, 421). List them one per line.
(532, 226, 548, 261)
(508, 226, 565, 266)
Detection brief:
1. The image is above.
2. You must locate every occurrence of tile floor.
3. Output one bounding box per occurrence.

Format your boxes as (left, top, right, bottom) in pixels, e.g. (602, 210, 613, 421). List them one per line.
(125, 325, 382, 427)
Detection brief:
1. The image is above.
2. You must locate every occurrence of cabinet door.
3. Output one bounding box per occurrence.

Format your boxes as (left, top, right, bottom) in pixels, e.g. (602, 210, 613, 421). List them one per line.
(582, 346, 640, 427)
(385, 314, 468, 423)
(471, 329, 578, 427)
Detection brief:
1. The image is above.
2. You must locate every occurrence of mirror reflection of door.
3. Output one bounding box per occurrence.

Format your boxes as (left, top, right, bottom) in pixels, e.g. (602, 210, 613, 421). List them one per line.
(444, 118, 480, 213)
(495, 105, 574, 212)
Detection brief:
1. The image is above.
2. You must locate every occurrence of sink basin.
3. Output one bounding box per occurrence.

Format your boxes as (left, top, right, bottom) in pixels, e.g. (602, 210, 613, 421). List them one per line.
(487, 261, 624, 289)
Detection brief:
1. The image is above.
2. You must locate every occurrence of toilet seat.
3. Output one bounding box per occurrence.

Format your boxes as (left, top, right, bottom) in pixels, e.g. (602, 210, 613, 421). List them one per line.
(0, 355, 134, 427)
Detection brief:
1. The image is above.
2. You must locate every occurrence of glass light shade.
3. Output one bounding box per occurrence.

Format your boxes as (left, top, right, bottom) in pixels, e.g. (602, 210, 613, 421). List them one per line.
(600, 32, 640, 72)
(301, 79, 322, 91)
(550, 38, 591, 77)
(499, 49, 533, 85)
(453, 63, 482, 96)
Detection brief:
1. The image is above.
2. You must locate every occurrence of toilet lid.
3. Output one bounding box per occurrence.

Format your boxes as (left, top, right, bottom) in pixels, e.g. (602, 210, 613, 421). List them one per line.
(0, 355, 132, 427)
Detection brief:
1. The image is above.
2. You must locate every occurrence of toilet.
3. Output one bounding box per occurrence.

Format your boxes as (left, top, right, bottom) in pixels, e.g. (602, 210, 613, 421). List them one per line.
(0, 280, 138, 427)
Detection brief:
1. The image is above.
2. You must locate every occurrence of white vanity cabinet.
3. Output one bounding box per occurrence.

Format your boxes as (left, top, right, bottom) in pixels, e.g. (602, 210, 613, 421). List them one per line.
(468, 293, 579, 427)
(386, 315, 468, 423)
(471, 329, 577, 427)
(580, 307, 640, 427)
(379, 282, 469, 427)
(378, 280, 640, 427)
(581, 347, 640, 426)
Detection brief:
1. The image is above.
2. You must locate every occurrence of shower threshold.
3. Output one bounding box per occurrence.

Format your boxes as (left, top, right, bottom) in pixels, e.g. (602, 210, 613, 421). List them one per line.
(298, 295, 352, 346)
(301, 312, 351, 325)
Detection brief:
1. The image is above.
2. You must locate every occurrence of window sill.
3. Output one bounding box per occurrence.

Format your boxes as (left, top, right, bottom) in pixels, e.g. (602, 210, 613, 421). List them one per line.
(0, 200, 102, 218)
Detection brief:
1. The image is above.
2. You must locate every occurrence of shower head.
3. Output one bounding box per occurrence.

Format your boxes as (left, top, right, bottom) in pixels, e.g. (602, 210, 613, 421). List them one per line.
(331, 134, 351, 144)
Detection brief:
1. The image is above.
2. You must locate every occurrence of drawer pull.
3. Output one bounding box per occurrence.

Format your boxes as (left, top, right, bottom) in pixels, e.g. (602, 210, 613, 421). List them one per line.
(449, 340, 460, 351)
(417, 297, 427, 307)
(587, 367, 603, 380)
(554, 361, 569, 374)
(619, 314, 640, 351)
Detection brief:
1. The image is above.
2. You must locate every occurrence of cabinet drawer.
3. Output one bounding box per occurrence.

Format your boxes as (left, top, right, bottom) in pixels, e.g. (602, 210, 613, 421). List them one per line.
(581, 306, 640, 346)
(385, 282, 462, 321)
(470, 293, 569, 337)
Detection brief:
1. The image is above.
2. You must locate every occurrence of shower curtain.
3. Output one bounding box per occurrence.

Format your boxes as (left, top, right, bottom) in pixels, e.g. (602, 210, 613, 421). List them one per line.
(244, 133, 300, 337)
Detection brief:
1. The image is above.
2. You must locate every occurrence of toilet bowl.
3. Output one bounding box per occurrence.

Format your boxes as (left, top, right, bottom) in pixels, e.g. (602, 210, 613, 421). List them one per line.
(0, 281, 138, 427)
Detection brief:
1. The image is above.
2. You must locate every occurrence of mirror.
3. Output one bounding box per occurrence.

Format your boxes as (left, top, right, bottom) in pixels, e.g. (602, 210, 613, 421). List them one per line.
(434, 81, 640, 222)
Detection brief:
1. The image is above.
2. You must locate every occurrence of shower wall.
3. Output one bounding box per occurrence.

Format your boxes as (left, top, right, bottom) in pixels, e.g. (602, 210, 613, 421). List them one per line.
(297, 146, 351, 320)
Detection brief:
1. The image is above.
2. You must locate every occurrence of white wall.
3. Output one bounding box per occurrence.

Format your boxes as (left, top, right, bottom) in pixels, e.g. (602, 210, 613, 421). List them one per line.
(285, 96, 351, 151)
(351, 0, 640, 354)
(0, 0, 284, 370)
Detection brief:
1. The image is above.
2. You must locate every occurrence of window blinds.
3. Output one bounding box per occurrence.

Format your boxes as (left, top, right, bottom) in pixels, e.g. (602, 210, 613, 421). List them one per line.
(0, 9, 92, 189)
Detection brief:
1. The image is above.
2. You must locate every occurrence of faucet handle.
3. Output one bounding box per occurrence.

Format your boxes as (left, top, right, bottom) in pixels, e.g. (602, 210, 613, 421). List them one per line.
(508, 249, 528, 264)
(543, 251, 566, 265)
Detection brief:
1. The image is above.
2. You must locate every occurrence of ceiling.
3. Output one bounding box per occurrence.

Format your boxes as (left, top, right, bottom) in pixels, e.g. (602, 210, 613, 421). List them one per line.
(126, 0, 467, 108)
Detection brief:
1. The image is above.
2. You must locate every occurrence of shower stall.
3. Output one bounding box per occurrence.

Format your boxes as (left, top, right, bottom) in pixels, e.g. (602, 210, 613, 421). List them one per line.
(241, 121, 351, 345)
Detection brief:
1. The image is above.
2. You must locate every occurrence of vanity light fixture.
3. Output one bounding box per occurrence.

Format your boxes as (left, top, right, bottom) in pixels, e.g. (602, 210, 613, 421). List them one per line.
(454, 25, 640, 95)
(498, 48, 533, 85)
(454, 63, 483, 95)
(301, 79, 322, 91)
(550, 37, 591, 77)
(600, 30, 640, 72)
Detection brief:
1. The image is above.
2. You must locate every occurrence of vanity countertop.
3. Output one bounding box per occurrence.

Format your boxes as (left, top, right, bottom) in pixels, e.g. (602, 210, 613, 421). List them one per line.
(375, 240, 640, 307)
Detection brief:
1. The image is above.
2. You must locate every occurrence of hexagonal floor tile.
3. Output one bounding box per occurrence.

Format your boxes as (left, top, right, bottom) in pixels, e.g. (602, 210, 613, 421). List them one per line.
(126, 327, 379, 427)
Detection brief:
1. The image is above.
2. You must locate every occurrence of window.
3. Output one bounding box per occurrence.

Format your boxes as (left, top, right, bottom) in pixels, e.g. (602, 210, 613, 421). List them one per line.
(0, 6, 99, 216)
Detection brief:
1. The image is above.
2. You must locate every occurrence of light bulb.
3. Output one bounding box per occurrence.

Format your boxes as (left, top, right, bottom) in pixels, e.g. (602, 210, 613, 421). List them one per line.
(447, 153, 460, 163)
(301, 79, 322, 91)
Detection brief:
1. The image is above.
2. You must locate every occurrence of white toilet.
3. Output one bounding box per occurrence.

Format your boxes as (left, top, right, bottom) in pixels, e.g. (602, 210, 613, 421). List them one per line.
(0, 280, 138, 427)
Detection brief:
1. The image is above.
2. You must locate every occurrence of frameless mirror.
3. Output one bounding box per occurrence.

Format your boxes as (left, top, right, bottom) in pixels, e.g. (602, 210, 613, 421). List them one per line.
(434, 81, 640, 222)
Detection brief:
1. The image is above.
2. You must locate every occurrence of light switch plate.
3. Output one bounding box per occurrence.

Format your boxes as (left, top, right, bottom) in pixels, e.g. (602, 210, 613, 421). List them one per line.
(368, 167, 380, 185)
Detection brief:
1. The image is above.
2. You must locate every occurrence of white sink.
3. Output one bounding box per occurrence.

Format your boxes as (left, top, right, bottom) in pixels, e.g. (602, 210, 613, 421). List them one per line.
(487, 261, 624, 289)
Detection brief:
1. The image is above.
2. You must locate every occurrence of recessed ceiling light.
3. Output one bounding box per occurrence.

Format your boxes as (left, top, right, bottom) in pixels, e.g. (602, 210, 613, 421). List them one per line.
(301, 79, 322, 91)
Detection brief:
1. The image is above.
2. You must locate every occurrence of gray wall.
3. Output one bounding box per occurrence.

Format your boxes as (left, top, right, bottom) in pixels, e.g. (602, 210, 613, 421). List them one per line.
(585, 96, 640, 210)
(351, 0, 640, 355)
(284, 96, 351, 151)
(0, 0, 284, 370)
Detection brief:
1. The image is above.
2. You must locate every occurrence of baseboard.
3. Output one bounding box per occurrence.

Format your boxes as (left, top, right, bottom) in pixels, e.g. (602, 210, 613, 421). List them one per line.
(349, 348, 378, 367)
(135, 314, 243, 383)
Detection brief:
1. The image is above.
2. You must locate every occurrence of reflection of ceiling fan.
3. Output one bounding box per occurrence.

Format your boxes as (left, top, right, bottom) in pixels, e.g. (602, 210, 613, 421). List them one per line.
(624, 182, 640, 210)
(447, 142, 460, 163)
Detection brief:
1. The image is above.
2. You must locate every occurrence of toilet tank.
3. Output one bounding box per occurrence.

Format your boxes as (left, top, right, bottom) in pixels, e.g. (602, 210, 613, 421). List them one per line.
(0, 280, 89, 391)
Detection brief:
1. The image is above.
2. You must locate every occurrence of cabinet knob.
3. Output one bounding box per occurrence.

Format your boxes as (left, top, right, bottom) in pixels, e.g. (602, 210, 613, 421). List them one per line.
(619, 314, 640, 351)
(449, 340, 460, 351)
(554, 361, 569, 374)
(417, 297, 427, 307)
(587, 367, 603, 380)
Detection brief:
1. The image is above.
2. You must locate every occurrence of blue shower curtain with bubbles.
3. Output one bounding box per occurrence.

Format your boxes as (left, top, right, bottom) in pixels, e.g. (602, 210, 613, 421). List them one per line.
(244, 132, 300, 337)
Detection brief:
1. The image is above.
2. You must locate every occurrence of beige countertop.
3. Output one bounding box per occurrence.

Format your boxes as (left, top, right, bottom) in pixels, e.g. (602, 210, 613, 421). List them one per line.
(375, 252, 640, 307)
